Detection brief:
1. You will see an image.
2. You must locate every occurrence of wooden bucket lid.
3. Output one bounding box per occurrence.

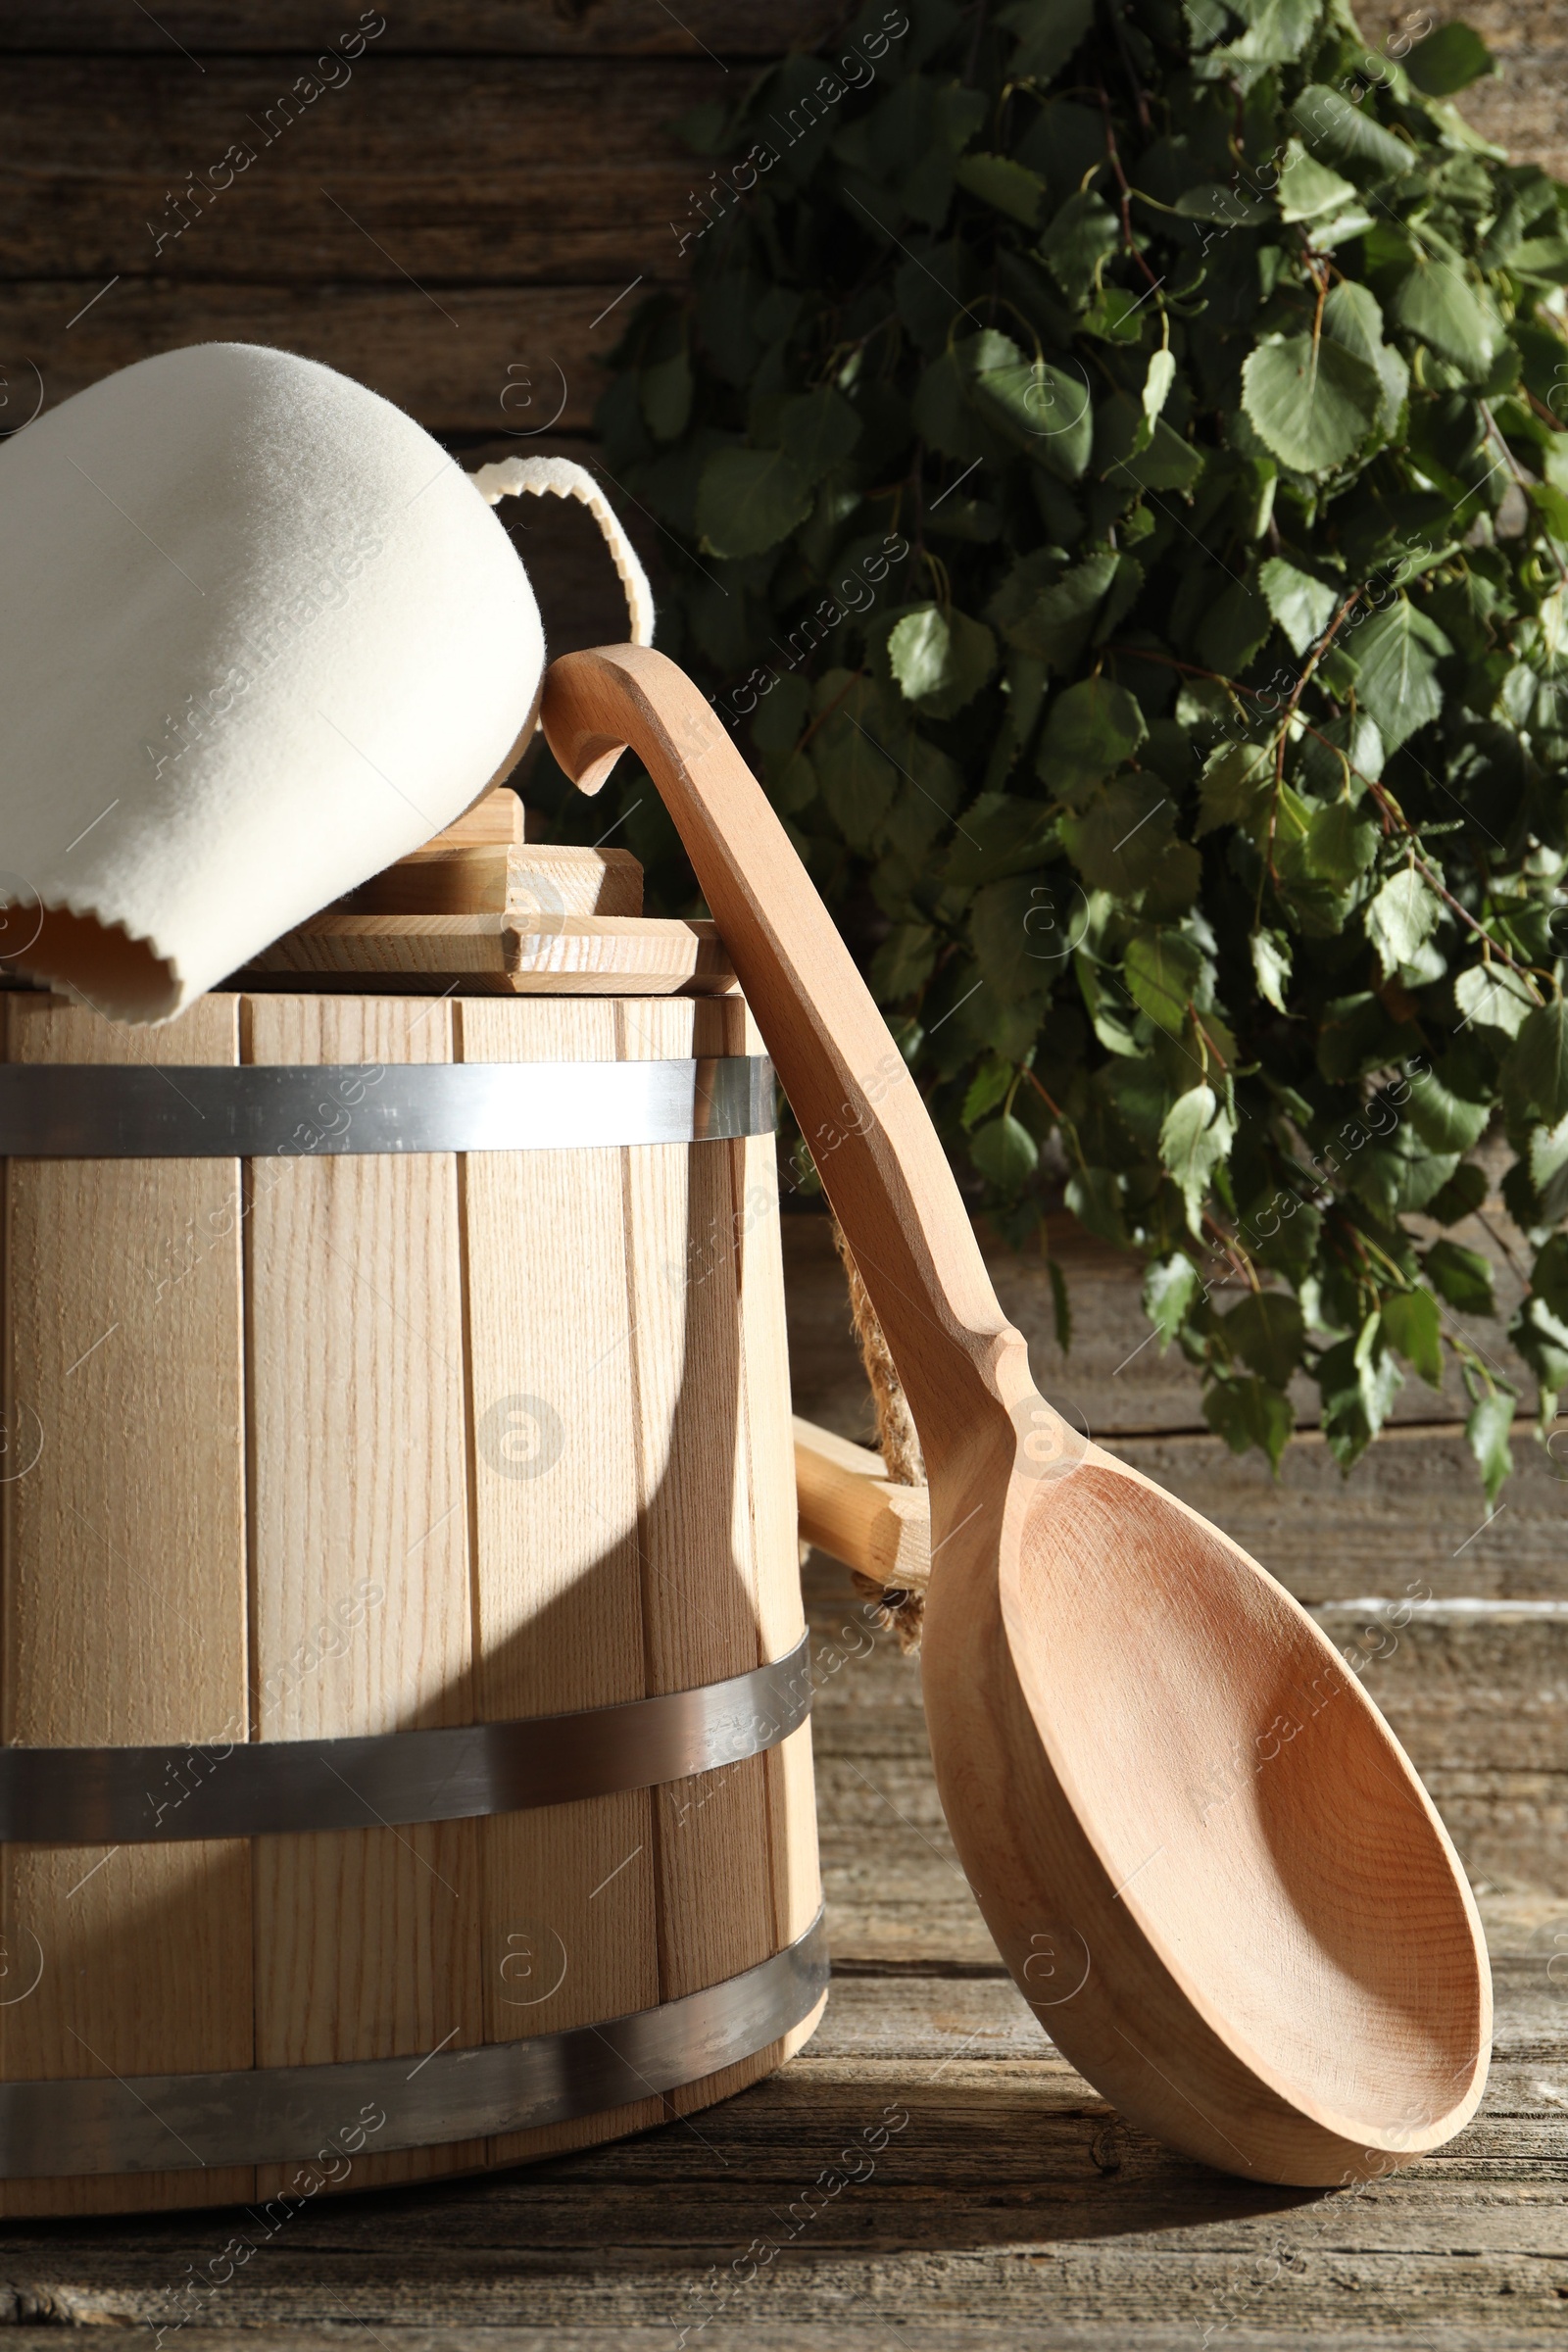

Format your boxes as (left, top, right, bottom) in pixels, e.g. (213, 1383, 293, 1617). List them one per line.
(237, 787, 736, 999)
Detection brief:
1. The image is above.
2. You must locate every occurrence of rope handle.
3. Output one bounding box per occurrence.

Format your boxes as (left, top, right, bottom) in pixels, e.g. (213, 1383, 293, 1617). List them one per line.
(471, 457, 655, 651)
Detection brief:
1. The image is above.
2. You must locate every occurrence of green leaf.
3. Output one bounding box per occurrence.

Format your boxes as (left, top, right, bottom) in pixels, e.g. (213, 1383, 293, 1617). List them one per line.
(1454, 962, 1535, 1039)
(1204, 1375, 1294, 1472)
(1039, 189, 1121, 303)
(973, 347, 1095, 481)
(989, 550, 1119, 666)
(1223, 1292, 1305, 1388)
(1096, 393, 1205, 491)
(912, 347, 1018, 465)
(1404, 21, 1495, 96)
(1535, 1232, 1568, 1324)
(1259, 557, 1340, 656)
(1405, 1064, 1492, 1152)
(641, 345, 693, 442)
(1001, 0, 1095, 81)
(751, 674, 811, 768)
(1322, 281, 1408, 433)
(773, 749, 817, 814)
(1425, 1160, 1489, 1224)
(956, 151, 1046, 227)
(1297, 800, 1380, 888)
(887, 606, 998, 718)
(1465, 1388, 1515, 1507)
(1392, 259, 1494, 379)
(1528, 1112, 1568, 1222)
(1276, 139, 1357, 222)
(1316, 991, 1421, 1083)
(1350, 600, 1451, 751)
(1242, 335, 1383, 473)
(971, 1112, 1039, 1192)
(1144, 1251, 1200, 1348)
(778, 387, 862, 483)
(1423, 1237, 1495, 1316)
(1142, 347, 1176, 430)
(943, 791, 1056, 888)
(1196, 580, 1272, 677)
(1124, 928, 1203, 1034)
(1366, 866, 1441, 975)
(1159, 1082, 1235, 1237)
(1511, 235, 1568, 286)
(813, 704, 898, 850)
(869, 921, 937, 1000)
(961, 1055, 1014, 1130)
(1174, 183, 1271, 227)
(1078, 951, 1141, 1055)
(1039, 677, 1147, 797)
(1381, 1289, 1444, 1388)
(1251, 927, 1293, 1011)
(1065, 1163, 1128, 1247)
(695, 446, 812, 558)
(1318, 1328, 1403, 1465)
(1501, 998, 1568, 1123)
(1210, 0, 1320, 68)
(1060, 775, 1176, 894)
(1509, 1291, 1568, 1406)
(1350, 1129, 1461, 1219)
(1196, 739, 1273, 838)
(1290, 83, 1411, 176)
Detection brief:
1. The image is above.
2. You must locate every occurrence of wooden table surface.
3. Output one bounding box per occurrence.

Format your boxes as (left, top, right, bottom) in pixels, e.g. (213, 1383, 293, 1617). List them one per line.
(0, 1548, 1561, 2347)
(1, 1219, 1564, 2348)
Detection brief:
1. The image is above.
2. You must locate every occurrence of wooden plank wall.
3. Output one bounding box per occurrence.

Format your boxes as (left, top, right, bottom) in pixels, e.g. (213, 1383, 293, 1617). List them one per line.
(0, 2, 843, 660)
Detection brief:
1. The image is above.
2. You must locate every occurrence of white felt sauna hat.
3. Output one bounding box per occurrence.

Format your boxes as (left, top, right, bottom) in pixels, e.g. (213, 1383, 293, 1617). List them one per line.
(0, 341, 652, 1022)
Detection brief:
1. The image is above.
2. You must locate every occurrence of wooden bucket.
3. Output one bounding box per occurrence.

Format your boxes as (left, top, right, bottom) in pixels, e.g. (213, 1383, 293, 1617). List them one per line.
(0, 808, 822, 2216)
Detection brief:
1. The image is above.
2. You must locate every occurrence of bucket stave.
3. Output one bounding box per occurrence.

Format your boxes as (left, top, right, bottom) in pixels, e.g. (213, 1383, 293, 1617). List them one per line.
(0, 979, 821, 2213)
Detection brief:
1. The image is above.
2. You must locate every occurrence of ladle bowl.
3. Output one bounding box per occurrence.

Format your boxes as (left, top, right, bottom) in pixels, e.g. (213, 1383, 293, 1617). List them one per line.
(542, 642, 1491, 2186)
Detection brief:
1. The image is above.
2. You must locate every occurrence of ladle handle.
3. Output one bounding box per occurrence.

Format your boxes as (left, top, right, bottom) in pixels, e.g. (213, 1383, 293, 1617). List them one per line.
(541, 645, 1024, 1471)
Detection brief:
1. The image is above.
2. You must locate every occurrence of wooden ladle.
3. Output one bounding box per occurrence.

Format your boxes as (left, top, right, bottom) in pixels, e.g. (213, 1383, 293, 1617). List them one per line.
(541, 643, 1491, 2187)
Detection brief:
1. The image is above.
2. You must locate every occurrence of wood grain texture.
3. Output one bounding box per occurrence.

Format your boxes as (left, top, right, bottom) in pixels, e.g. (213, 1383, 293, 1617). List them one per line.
(794, 1412, 931, 1591)
(800, 1546, 1568, 1969)
(0, 1541, 1556, 2342)
(735, 999, 826, 2070)
(0, 4, 843, 55)
(242, 993, 483, 2197)
(542, 642, 1493, 2188)
(0, 61, 708, 283)
(0, 975, 813, 2215)
(419, 787, 525, 849)
(793, 1406, 1568, 1616)
(0, 995, 253, 2217)
(456, 994, 662, 2171)
(0, 282, 639, 435)
(245, 913, 735, 994)
(616, 995, 792, 2113)
(338, 846, 643, 918)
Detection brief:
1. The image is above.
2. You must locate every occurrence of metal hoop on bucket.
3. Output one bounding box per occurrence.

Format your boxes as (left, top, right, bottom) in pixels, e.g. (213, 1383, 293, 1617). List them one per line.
(0, 1632, 811, 1843)
(0, 1054, 774, 1155)
(0, 1911, 829, 2179)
